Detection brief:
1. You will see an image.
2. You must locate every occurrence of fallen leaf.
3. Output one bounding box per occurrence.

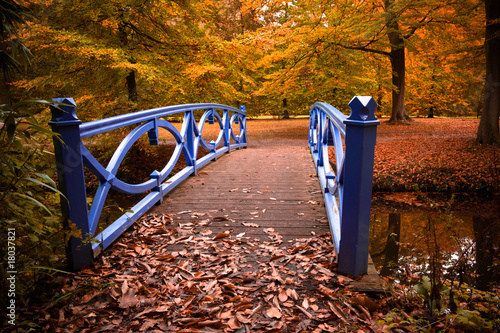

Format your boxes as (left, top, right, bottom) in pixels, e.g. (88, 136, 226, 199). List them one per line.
(351, 295, 379, 312)
(227, 317, 241, 330)
(236, 312, 251, 324)
(212, 216, 229, 221)
(278, 288, 288, 303)
(119, 288, 139, 309)
(302, 298, 309, 309)
(296, 305, 314, 319)
(328, 301, 348, 323)
(139, 319, 160, 331)
(287, 288, 299, 301)
(266, 306, 282, 319)
(213, 232, 230, 240)
(242, 222, 260, 227)
(220, 310, 233, 319)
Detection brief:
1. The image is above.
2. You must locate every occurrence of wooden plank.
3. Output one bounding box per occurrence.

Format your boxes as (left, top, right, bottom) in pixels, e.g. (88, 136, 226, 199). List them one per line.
(150, 143, 384, 293)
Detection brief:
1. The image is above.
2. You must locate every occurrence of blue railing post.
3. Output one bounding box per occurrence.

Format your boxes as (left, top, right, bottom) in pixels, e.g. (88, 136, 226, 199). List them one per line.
(239, 106, 247, 145)
(337, 96, 379, 276)
(184, 110, 197, 174)
(223, 108, 230, 150)
(49, 98, 93, 271)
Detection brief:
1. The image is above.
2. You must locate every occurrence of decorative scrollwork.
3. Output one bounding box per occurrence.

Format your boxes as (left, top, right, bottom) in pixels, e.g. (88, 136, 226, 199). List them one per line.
(309, 103, 347, 252)
(50, 101, 246, 268)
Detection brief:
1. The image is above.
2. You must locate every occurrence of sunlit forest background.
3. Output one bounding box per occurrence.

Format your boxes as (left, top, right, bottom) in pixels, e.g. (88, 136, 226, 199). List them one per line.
(2, 0, 486, 121)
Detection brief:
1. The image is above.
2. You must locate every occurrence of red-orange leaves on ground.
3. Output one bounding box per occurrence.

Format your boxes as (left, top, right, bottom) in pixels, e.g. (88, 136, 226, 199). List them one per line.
(27, 212, 391, 333)
(330, 118, 500, 193)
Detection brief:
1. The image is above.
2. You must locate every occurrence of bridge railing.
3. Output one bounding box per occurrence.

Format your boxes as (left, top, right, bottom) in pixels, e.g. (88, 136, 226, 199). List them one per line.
(309, 96, 379, 277)
(49, 98, 247, 270)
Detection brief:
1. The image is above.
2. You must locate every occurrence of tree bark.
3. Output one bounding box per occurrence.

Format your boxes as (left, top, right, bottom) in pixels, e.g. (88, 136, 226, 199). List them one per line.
(385, 1, 411, 123)
(477, 0, 500, 144)
(126, 70, 138, 102)
(282, 98, 289, 119)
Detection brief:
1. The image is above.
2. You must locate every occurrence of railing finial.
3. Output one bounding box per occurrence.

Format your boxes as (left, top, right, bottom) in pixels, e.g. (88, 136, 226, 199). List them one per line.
(347, 96, 378, 122)
(50, 97, 79, 123)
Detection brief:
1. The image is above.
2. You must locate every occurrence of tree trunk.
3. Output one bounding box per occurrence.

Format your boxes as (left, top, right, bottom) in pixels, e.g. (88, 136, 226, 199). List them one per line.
(385, 0, 411, 123)
(126, 70, 138, 102)
(282, 98, 289, 119)
(477, 0, 500, 144)
(387, 29, 411, 122)
(428, 107, 435, 118)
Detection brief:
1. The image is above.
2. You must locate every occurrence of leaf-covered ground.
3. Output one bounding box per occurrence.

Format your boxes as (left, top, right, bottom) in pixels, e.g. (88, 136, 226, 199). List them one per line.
(16, 212, 500, 332)
(24, 213, 373, 332)
(5, 118, 500, 332)
(372, 118, 500, 193)
(241, 117, 500, 193)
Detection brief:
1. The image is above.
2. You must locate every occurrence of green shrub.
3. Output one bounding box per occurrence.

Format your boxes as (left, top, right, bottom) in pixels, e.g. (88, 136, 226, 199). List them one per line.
(0, 101, 77, 311)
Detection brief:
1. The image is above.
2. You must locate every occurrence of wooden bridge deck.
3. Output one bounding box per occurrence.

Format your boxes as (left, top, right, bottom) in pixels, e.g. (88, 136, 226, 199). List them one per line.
(152, 140, 327, 242)
(149, 139, 384, 293)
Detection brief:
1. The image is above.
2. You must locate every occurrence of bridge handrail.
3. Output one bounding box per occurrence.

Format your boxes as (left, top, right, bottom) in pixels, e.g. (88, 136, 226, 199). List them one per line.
(311, 101, 347, 137)
(50, 98, 247, 270)
(79, 103, 243, 138)
(309, 96, 379, 277)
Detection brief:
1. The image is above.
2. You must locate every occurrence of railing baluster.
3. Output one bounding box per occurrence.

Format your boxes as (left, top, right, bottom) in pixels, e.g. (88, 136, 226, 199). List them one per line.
(184, 110, 196, 173)
(49, 98, 93, 270)
(223, 109, 230, 150)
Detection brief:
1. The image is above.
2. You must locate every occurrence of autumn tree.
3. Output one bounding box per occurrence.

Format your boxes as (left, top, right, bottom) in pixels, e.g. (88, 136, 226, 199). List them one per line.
(0, 0, 31, 106)
(8, 0, 489, 120)
(253, 1, 365, 116)
(406, 2, 485, 118)
(331, 0, 484, 122)
(10, 0, 270, 119)
(477, 0, 500, 144)
(256, 0, 486, 120)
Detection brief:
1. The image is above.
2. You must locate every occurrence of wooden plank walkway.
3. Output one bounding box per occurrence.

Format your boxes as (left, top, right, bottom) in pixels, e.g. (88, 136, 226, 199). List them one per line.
(149, 139, 384, 293)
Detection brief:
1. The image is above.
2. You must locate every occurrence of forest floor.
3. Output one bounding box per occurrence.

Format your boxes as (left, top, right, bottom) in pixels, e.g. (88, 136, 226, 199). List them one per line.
(4, 117, 500, 333)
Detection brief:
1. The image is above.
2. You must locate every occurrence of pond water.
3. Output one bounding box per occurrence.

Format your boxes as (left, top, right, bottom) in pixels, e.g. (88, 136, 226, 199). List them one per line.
(369, 192, 500, 291)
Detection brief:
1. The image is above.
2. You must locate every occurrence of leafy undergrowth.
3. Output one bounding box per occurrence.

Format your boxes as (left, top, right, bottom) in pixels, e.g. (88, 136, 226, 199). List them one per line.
(7, 212, 500, 332)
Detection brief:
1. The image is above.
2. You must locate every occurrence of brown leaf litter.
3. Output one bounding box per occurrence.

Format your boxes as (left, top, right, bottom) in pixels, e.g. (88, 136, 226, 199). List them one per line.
(30, 212, 389, 333)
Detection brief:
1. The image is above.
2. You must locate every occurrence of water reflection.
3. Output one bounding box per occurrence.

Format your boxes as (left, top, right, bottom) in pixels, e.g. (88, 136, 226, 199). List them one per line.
(369, 212, 499, 290)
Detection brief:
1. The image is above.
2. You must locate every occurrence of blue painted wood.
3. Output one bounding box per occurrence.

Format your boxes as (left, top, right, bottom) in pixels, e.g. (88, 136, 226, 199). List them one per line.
(309, 96, 379, 277)
(50, 100, 246, 270)
(49, 98, 93, 270)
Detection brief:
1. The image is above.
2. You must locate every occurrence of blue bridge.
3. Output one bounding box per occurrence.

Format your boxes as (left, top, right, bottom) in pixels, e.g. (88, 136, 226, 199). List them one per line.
(50, 96, 379, 277)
